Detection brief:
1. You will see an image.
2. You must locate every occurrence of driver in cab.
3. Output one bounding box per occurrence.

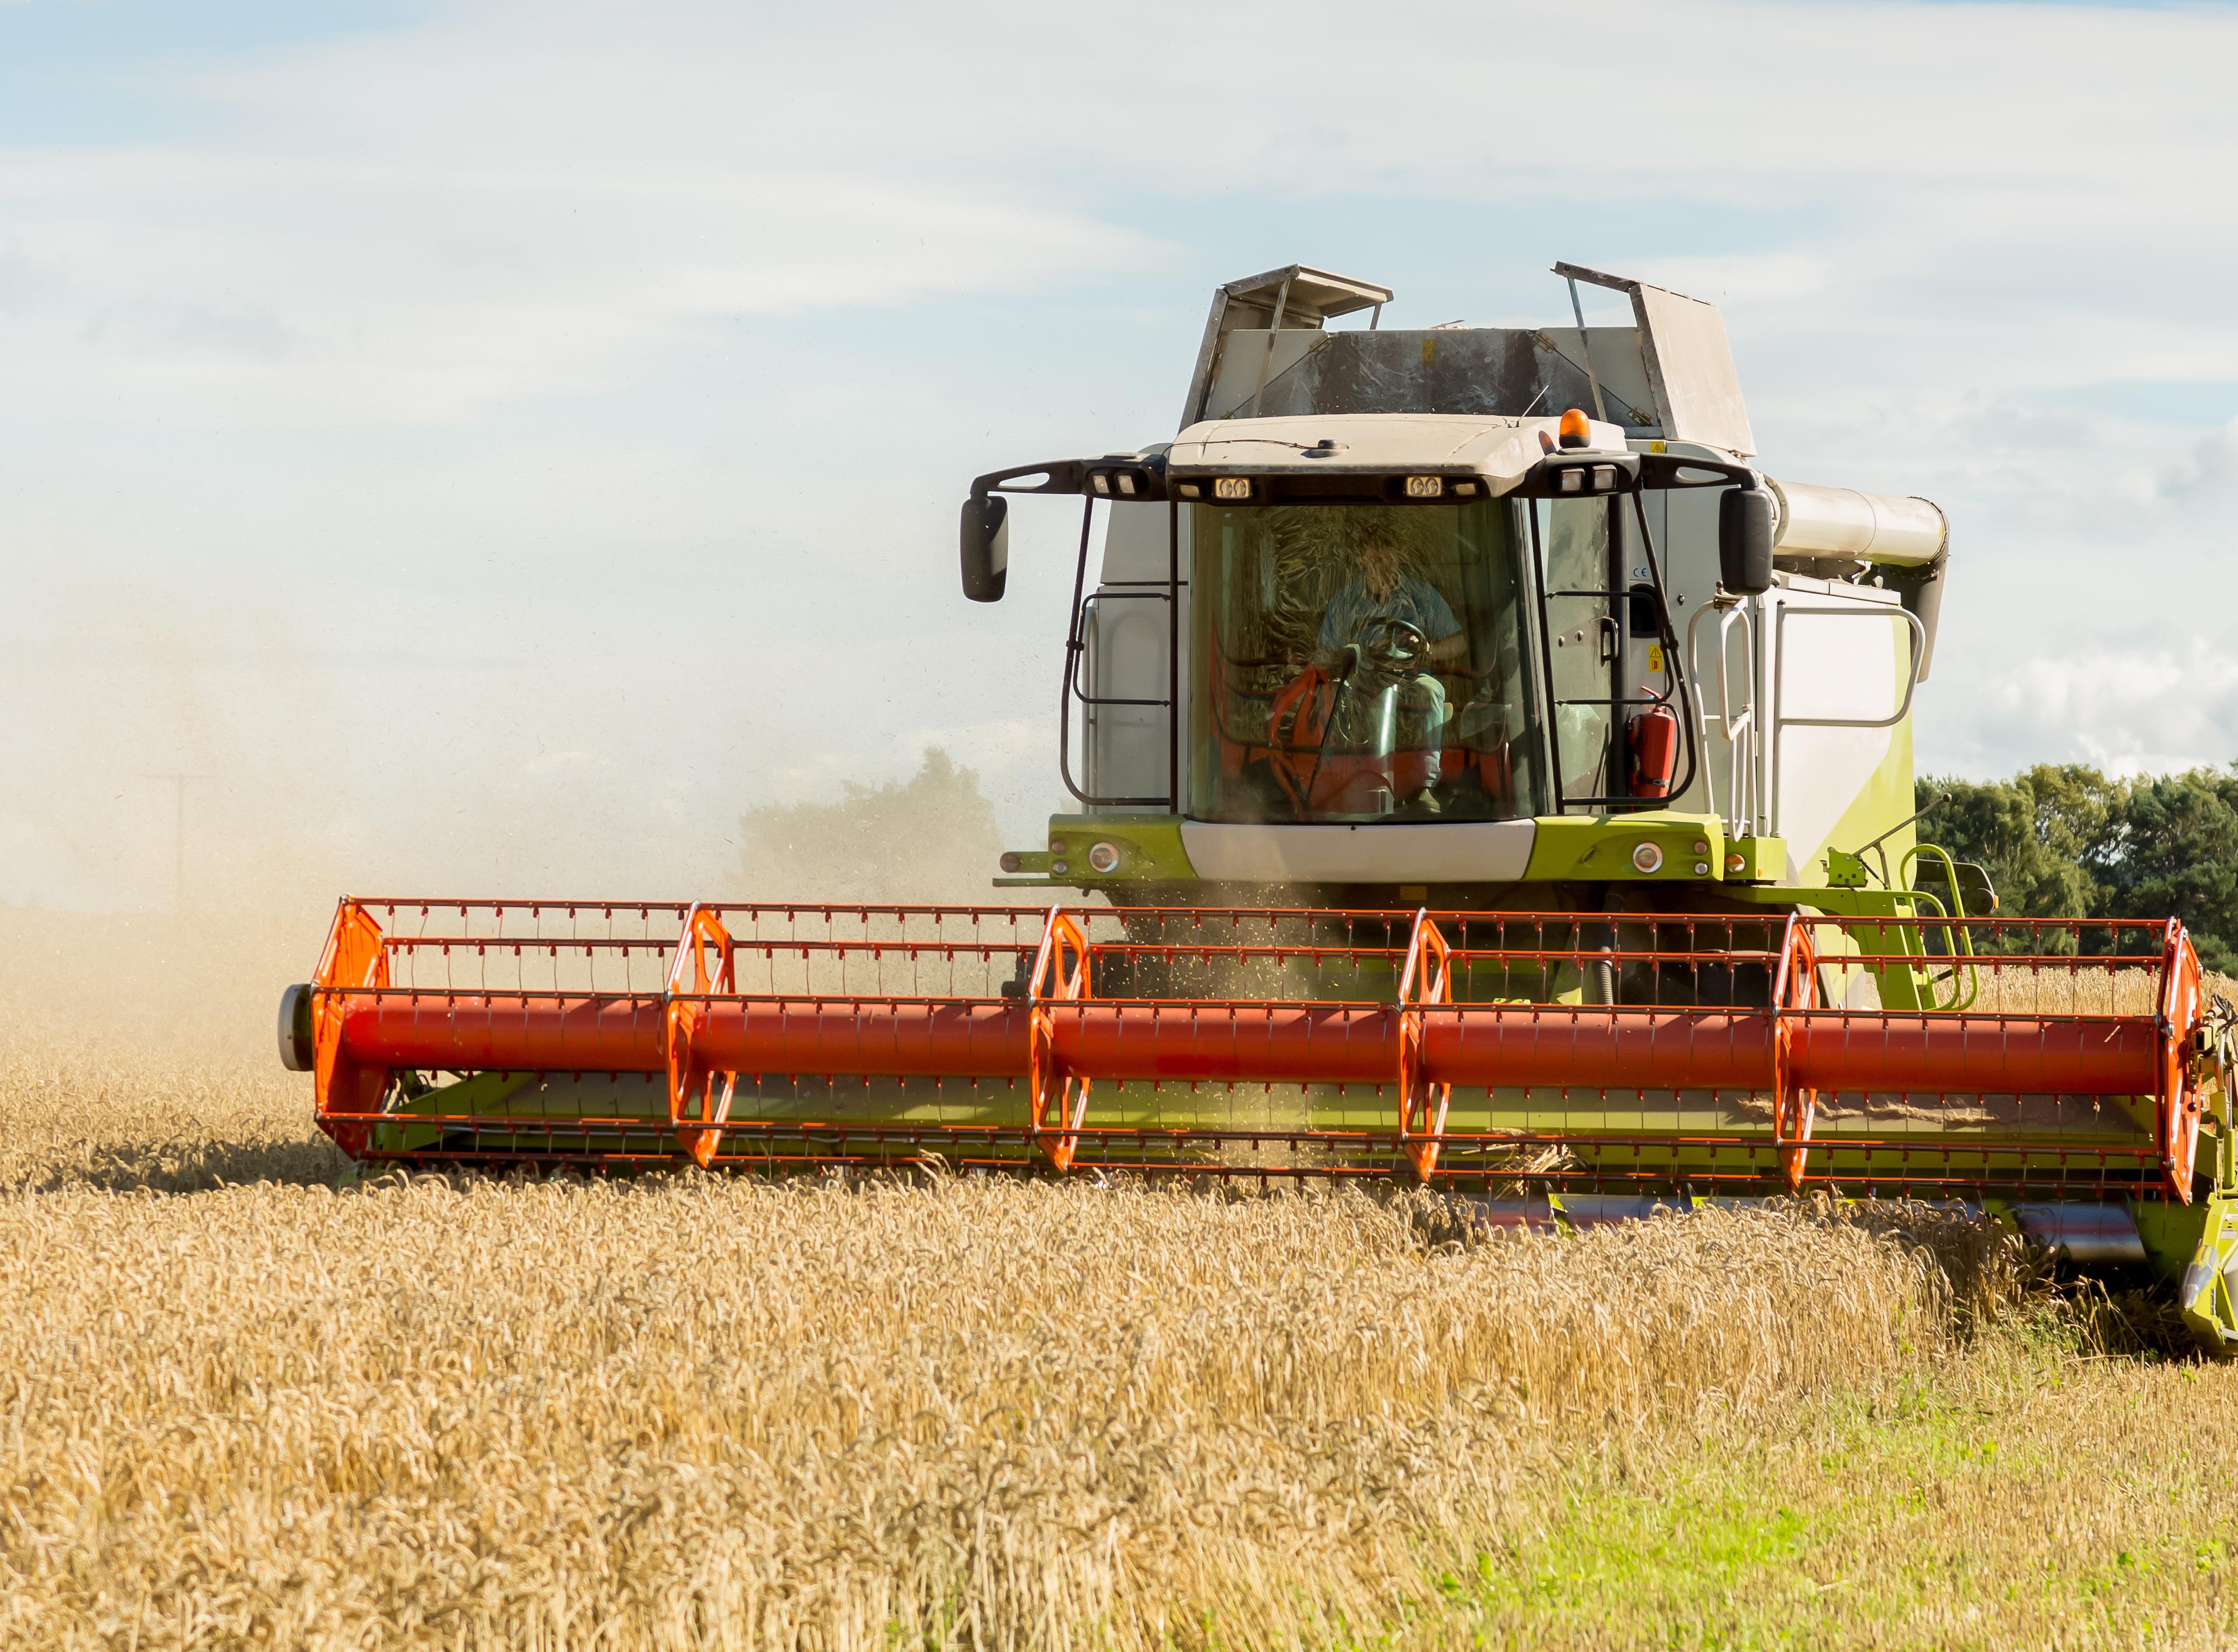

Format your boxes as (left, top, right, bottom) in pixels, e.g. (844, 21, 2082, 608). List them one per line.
(1317, 533, 1467, 671)
(1312, 533, 1462, 812)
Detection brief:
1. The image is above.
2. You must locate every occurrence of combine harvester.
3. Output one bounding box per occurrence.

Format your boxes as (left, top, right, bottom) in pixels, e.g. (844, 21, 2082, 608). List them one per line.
(281, 262, 2238, 1347)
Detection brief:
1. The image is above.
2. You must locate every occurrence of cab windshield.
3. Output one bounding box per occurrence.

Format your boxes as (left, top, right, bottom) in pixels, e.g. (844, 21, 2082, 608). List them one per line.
(1189, 499, 1547, 823)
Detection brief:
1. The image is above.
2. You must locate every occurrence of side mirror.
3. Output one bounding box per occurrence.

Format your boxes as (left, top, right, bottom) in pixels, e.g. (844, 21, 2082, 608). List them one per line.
(1718, 487, 1777, 595)
(960, 494, 1009, 602)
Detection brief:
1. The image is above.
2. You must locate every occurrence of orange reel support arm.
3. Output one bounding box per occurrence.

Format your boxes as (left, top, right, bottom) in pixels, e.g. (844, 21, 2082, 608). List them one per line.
(666, 905, 740, 1169)
(1396, 909, 1454, 1181)
(1027, 906, 1094, 1171)
(311, 900, 393, 1158)
(2161, 921, 2207, 1198)
(1770, 915, 1819, 1194)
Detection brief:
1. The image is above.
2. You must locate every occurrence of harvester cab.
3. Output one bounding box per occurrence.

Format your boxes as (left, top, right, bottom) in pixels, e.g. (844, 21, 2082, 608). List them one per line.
(964, 262, 1950, 914)
(281, 260, 2238, 1355)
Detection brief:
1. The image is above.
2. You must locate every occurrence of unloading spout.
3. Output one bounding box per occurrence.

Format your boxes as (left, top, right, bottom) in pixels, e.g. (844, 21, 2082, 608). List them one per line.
(1768, 479, 1947, 566)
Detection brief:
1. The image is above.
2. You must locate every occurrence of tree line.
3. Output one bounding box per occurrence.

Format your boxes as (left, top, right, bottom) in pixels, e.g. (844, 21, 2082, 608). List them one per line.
(1917, 766, 2238, 971)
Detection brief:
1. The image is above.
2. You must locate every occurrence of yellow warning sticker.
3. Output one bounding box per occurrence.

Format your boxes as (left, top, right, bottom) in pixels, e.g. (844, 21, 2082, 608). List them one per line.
(1647, 643, 1665, 673)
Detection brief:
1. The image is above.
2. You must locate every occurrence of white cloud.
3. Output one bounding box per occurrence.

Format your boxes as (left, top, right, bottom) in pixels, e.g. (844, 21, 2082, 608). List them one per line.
(1953, 635, 2238, 779)
(14, 0, 2238, 426)
(12, 0, 2238, 437)
(0, 146, 1151, 425)
(2149, 416, 2238, 504)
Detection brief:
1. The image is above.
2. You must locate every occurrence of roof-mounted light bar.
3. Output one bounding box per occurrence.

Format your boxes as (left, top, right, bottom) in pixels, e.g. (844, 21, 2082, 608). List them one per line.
(1173, 471, 1487, 505)
(1525, 450, 1642, 499)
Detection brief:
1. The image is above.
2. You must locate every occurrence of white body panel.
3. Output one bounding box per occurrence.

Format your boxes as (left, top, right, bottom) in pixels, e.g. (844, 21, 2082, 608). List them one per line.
(1169, 412, 1627, 494)
(1180, 820, 1536, 883)
(1629, 281, 1756, 457)
(1765, 577, 1912, 879)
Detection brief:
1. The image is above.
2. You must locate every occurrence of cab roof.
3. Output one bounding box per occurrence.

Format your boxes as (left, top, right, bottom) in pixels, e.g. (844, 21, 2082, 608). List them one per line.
(1167, 412, 1633, 496)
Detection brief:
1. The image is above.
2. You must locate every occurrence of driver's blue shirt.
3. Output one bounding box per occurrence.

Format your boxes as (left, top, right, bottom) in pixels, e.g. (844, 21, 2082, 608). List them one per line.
(1318, 576, 1461, 653)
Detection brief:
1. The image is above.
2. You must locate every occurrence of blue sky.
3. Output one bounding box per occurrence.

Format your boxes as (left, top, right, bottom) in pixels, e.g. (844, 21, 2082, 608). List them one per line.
(2, 0, 2236, 910)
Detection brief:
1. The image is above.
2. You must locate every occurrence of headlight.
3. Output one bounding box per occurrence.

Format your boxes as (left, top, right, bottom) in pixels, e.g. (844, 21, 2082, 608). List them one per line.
(1631, 841, 1665, 874)
(1087, 841, 1122, 874)
(1404, 474, 1443, 499)
(1557, 470, 1584, 494)
(1213, 477, 1252, 501)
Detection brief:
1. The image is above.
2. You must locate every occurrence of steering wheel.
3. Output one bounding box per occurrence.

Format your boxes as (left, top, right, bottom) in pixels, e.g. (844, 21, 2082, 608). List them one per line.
(1349, 615, 1431, 677)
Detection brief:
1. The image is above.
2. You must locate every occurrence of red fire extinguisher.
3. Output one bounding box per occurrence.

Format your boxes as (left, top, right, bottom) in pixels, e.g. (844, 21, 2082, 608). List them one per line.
(1628, 703, 1679, 799)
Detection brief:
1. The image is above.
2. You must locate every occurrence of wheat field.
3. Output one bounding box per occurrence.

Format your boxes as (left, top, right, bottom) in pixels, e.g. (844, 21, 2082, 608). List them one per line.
(8, 990, 2238, 1646)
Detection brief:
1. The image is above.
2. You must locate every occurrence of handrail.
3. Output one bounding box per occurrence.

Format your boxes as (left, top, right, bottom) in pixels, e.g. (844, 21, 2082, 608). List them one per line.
(1684, 601, 1757, 836)
(1900, 843, 1982, 1012)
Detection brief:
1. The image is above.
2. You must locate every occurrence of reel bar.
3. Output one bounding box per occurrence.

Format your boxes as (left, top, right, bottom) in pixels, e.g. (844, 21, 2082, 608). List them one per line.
(343, 898, 2186, 942)
(299, 898, 2217, 1196)
(323, 993, 2162, 1096)
(365, 936, 2169, 969)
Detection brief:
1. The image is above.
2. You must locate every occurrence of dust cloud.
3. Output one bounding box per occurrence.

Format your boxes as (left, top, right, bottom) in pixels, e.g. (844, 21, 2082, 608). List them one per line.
(735, 748, 1006, 907)
(0, 742, 1018, 1073)
(0, 536, 1051, 1100)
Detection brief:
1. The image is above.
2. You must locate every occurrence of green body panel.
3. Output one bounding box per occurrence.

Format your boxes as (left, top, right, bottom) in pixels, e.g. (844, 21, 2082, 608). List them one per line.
(2163, 1127, 2238, 1349)
(2137, 1195, 2217, 1290)
(995, 813, 1194, 889)
(1722, 836, 1786, 882)
(1519, 814, 1725, 882)
(2176, 1191, 2238, 1348)
(1002, 812, 1760, 896)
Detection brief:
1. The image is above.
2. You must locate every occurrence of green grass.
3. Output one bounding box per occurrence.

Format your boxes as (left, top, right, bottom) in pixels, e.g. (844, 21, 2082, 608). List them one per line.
(1406, 1327, 2238, 1650)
